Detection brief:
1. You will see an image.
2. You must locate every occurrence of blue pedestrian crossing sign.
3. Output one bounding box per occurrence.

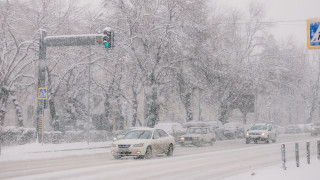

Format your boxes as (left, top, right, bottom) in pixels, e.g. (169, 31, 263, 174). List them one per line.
(38, 87, 48, 100)
(307, 18, 320, 49)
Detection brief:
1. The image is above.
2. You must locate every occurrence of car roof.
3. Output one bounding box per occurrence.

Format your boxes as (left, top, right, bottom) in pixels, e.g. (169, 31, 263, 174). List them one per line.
(154, 123, 182, 127)
(252, 123, 269, 126)
(129, 127, 154, 131)
(188, 126, 208, 129)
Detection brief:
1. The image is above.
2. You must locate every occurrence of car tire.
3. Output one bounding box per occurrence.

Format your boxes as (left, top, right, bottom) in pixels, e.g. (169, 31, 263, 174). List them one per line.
(265, 137, 270, 144)
(246, 138, 250, 144)
(167, 144, 174, 156)
(210, 139, 216, 146)
(195, 139, 204, 147)
(144, 146, 152, 159)
(272, 138, 276, 143)
(113, 155, 120, 159)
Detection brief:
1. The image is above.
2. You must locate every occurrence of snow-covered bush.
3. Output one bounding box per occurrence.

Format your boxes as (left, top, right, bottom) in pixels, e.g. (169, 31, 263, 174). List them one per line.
(64, 131, 86, 143)
(1, 126, 20, 145)
(43, 131, 63, 144)
(18, 127, 36, 145)
(89, 130, 109, 142)
(1, 126, 36, 145)
(0, 126, 110, 145)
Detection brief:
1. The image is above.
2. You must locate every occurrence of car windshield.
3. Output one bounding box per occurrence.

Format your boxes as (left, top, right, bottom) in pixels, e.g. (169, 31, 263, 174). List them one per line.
(250, 125, 267, 130)
(225, 123, 239, 128)
(187, 128, 203, 134)
(123, 130, 152, 139)
(313, 122, 320, 126)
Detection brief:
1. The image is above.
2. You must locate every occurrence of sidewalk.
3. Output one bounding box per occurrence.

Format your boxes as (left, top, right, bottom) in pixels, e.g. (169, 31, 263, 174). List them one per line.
(223, 157, 320, 180)
(0, 141, 112, 162)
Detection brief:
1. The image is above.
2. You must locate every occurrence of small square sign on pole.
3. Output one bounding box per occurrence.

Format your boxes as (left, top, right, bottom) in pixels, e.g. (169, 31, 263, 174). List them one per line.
(307, 18, 320, 49)
(38, 87, 48, 100)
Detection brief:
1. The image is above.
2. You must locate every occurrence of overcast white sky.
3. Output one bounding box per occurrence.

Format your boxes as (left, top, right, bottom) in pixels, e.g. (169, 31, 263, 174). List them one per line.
(84, 0, 319, 46)
(213, 0, 320, 46)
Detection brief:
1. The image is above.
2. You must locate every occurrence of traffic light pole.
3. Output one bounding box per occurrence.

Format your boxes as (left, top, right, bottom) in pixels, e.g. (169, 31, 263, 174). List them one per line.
(37, 29, 47, 143)
(36, 28, 113, 144)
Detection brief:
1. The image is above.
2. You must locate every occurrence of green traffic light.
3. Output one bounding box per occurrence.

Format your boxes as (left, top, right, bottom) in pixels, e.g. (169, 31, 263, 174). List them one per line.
(104, 42, 109, 48)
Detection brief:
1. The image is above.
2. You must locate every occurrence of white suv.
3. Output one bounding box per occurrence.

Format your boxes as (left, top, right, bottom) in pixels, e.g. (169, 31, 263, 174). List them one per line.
(245, 124, 276, 144)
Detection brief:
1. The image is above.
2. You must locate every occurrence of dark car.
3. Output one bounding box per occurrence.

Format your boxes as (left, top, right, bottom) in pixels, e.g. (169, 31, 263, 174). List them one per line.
(223, 123, 245, 139)
(284, 125, 301, 134)
(311, 122, 320, 136)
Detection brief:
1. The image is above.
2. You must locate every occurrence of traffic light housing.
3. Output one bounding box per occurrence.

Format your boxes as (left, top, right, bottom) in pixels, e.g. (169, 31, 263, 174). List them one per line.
(103, 30, 114, 48)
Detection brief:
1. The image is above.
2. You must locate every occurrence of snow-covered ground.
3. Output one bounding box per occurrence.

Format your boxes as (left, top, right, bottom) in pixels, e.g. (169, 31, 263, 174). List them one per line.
(0, 141, 111, 162)
(0, 140, 319, 179)
(224, 158, 320, 180)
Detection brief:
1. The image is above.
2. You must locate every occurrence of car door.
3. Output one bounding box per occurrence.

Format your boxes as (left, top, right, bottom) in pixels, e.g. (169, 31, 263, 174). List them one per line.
(158, 129, 171, 153)
(207, 128, 215, 141)
(268, 125, 275, 139)
(201, 128, 209, 142)
(151, 129, 162, 154)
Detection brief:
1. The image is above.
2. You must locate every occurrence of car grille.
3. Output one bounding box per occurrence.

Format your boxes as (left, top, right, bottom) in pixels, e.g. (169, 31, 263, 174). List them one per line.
(184, 137, 194, 141)
(119, 151, 132, 155)
(249, 132, 261, 135)
(118, 144, 131, 148)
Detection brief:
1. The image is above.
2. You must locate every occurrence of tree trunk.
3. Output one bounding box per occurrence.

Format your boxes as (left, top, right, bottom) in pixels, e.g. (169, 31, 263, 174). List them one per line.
(10, 90, 23, 127)
(0, 87, 9, 126)
(104, 93, 112, 131)
(145, 86, 160, 128)
(185, 92, 193, 122)
(131, 91, 142, 127)
(218, 102, 228, 124)
(116, 95, 125, 130)
(46, 67, 58, 130)
(242, 112, 247, 125)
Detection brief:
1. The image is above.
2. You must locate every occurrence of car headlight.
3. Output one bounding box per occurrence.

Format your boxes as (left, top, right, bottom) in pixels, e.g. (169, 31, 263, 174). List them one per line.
(133, 143, 144, 147)
(111, 143, 116, 147)
(246, 132, 249, 136)
(192, 137, 198, 140)
(261, 132, 265, 136)
(180, 137, 185, 141)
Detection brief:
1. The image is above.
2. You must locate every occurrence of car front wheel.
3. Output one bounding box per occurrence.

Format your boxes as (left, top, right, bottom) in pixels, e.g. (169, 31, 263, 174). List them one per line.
(167, 144, 173, 156)
(265, 137, 270, 144)
(246, 138, 250, 144)
(144, 146, 152, 159)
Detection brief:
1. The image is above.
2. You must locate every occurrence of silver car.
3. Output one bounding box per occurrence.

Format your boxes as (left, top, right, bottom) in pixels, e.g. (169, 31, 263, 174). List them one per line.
(111, 127, 175, 159)
(245, 124, 276, 144)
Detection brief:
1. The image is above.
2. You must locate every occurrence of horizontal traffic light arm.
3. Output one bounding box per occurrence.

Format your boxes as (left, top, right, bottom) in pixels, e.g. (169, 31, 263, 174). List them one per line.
(45, 34, 104, 47)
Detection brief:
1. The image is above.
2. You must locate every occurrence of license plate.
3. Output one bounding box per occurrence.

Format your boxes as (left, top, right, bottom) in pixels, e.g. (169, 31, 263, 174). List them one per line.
(118, 149, 129, 152)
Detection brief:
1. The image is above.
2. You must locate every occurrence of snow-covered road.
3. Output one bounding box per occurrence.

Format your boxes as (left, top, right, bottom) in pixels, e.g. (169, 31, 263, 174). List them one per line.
(1, 134, 319, 180)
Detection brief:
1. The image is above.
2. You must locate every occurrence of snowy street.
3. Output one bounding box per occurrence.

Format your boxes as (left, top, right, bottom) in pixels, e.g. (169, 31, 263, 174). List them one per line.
(1, 134, 319, 180)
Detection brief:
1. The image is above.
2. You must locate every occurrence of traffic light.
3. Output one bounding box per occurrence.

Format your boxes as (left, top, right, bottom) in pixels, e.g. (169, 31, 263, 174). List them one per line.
(103, 30, 114, 48)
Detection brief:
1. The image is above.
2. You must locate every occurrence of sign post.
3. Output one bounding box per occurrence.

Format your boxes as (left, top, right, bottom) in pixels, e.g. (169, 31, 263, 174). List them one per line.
(306, 142, 310, 164)
(281, 144, 286, 170)
(295, 143, 299, 167)
(38, 87, 48, 144)
(307, 18, 320, 49)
